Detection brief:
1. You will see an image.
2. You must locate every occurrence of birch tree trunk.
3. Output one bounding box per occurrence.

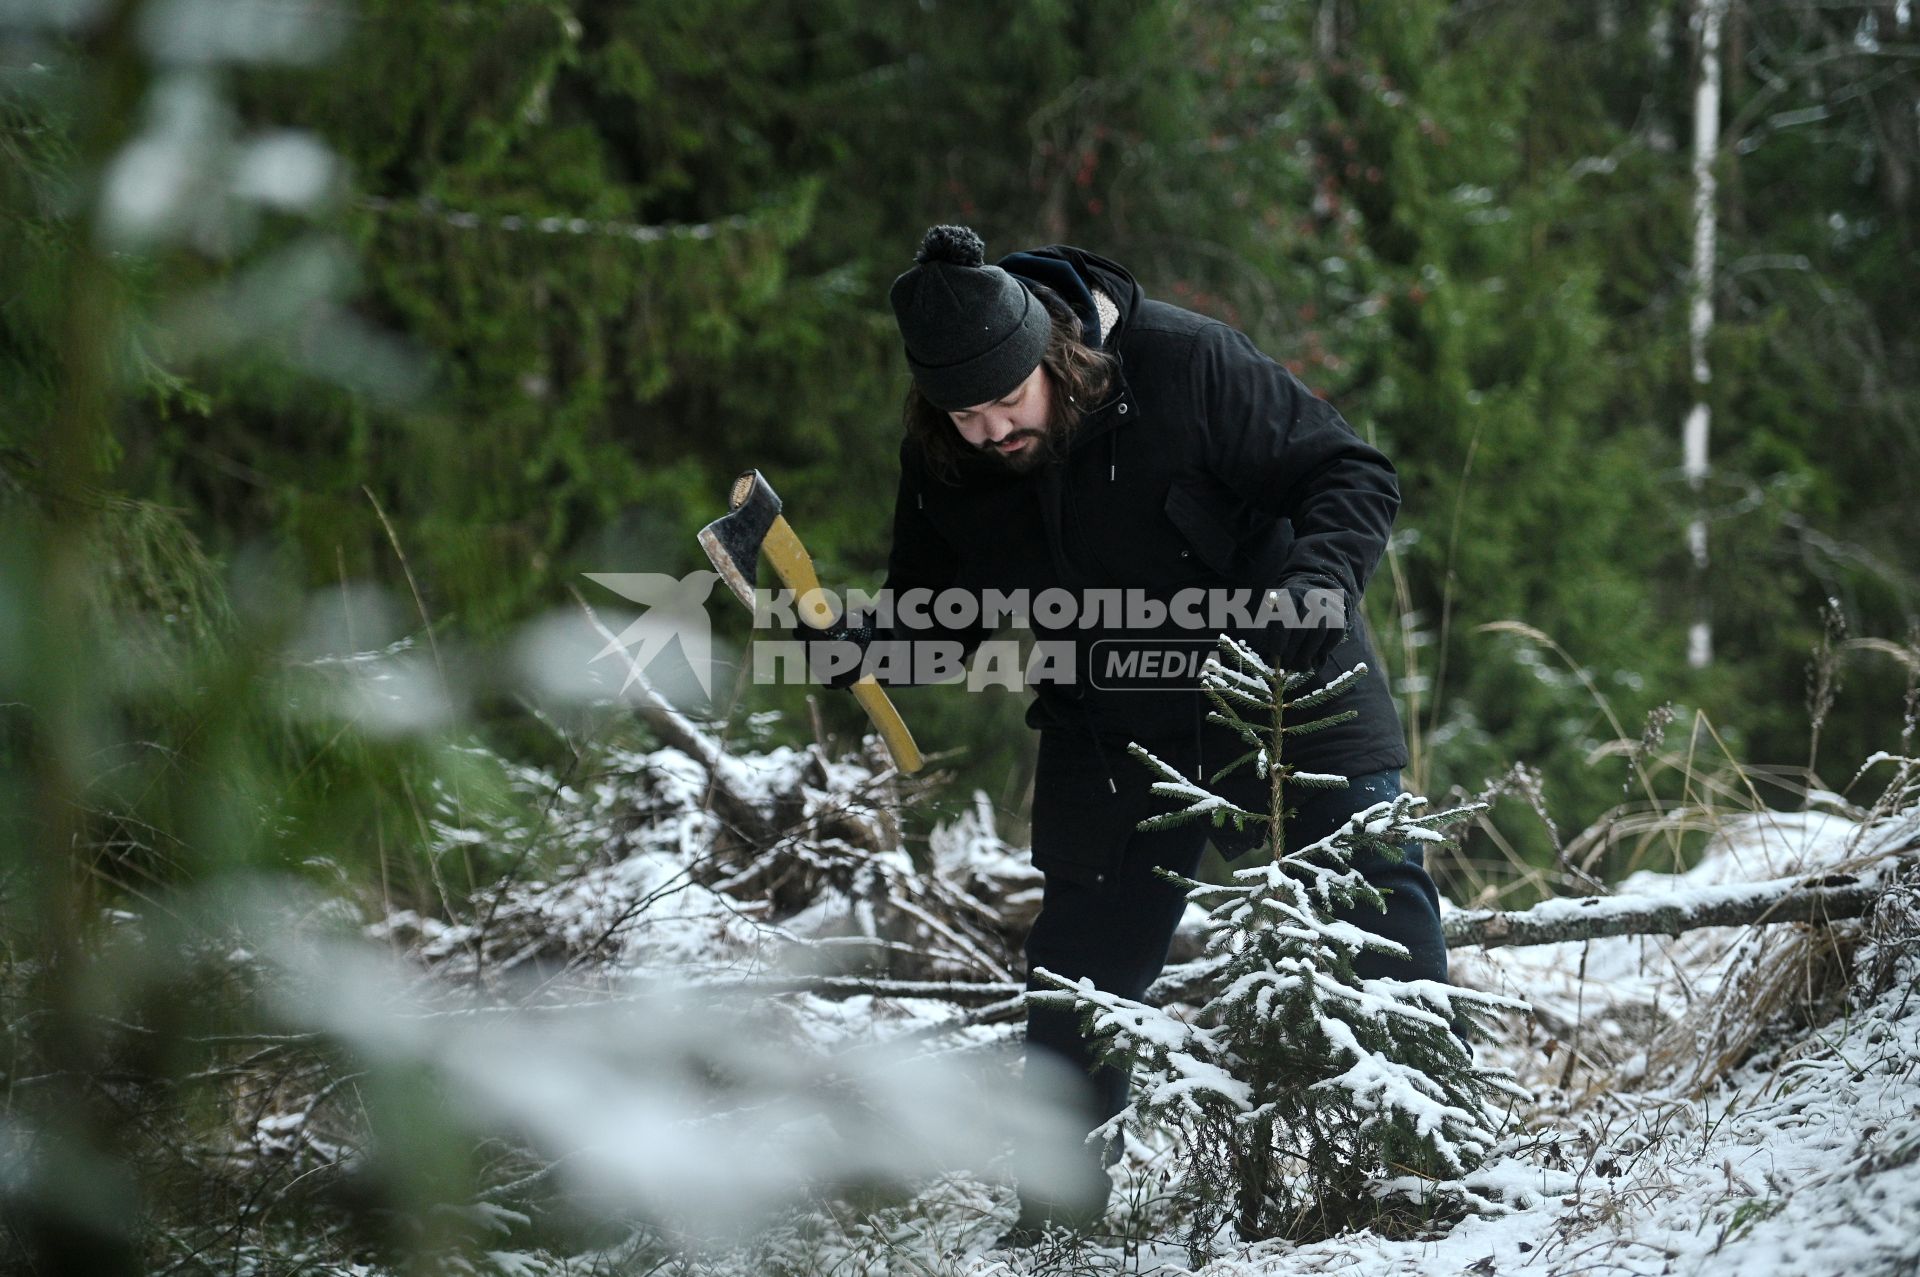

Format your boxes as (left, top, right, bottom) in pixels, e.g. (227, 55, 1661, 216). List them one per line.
(1685, 0, 1727, 669)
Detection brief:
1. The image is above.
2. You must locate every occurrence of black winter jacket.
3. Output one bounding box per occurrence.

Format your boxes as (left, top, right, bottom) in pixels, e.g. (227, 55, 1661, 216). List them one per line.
(879, 246, 1409, 863)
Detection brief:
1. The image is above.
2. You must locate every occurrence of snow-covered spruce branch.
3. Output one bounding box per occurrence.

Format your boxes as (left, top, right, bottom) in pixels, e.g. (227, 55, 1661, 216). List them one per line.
(1130, 743, 1265, 835)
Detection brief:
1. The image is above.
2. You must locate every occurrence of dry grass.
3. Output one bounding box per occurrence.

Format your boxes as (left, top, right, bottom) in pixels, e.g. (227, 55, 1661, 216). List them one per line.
(1428, 620, 1920, 1116)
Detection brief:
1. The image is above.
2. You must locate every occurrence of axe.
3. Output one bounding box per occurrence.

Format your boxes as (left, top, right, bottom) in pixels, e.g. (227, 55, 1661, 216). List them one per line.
(698, 469, 924, 775)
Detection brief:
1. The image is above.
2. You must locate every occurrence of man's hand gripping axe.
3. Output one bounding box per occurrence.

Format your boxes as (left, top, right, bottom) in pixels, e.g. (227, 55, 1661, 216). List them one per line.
(698, 469, 924, 775)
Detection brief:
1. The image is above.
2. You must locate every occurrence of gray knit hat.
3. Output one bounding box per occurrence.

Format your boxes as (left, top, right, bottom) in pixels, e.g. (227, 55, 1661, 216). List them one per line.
(889, 225, 1049, 411)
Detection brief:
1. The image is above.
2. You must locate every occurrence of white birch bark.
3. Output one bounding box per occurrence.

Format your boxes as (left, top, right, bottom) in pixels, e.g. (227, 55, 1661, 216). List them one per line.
(1685, 0, 1726, 669)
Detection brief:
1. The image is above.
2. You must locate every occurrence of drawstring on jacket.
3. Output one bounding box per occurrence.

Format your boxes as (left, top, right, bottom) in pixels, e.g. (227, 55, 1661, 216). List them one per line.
(1070, 701, 1207, 804)
(1088, 730, 1118, 795)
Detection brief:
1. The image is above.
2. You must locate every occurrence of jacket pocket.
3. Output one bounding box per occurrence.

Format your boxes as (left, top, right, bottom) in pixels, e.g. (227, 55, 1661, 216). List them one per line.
(1164, 479, 1240, 577)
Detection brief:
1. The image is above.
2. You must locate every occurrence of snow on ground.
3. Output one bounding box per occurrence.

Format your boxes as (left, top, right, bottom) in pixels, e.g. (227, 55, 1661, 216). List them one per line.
(368, 745, 1920, 1277)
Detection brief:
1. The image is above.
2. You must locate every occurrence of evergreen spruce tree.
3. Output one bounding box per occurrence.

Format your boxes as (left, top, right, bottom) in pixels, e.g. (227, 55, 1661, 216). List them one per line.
(1036, 637, 1528, 1248)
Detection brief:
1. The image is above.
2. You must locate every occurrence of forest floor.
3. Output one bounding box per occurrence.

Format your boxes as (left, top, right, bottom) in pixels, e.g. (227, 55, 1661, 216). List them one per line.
(239, 734, 1920, 1276)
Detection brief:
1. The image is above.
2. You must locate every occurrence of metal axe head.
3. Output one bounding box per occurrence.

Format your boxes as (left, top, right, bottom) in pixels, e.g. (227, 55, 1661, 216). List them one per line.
(697, 469, 781, 608)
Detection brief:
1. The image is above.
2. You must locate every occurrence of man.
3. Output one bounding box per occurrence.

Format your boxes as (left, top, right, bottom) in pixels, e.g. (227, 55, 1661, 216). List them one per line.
(802, 224, 1448, 1238)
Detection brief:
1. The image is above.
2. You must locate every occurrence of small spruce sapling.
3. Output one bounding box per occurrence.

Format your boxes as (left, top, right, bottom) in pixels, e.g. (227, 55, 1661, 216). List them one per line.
(1034, 637, 1528, 1246)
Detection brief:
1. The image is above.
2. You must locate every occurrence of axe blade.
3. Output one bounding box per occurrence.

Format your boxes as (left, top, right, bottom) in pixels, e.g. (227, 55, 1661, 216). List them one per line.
(697, 469, 781, 609)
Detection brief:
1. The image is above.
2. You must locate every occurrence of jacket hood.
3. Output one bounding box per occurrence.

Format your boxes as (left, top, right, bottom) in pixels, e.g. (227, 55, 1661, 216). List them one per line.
(997, 245, 1143, 348)
(994, 244, 1144, 466)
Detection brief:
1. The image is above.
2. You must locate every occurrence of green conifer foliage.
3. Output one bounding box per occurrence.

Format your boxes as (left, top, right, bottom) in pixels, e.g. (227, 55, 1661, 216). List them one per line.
(1038, 638, 1527, 1248)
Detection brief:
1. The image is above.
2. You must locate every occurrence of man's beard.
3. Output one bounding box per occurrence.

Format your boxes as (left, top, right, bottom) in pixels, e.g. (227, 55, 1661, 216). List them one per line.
(977, 404, 1082, 473)
(980, 427, 1049, 473)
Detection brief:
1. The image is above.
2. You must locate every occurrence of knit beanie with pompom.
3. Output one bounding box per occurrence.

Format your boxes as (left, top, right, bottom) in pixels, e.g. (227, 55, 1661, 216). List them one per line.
(888, 225, 1050, 411)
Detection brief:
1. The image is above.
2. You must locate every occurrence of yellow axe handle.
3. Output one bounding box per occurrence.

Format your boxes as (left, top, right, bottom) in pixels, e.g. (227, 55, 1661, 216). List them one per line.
(761, 515, 925, 775)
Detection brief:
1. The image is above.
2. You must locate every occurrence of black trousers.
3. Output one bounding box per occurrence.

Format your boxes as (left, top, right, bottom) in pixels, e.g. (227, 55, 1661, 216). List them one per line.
(1018, 761, 1448, 1216)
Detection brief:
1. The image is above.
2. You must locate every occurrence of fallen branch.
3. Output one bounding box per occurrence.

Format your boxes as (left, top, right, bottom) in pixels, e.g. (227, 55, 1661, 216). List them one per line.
(700, 956, 1233, 1015)
(1441, 870, 1878, 951)
(680, 865, 1906, 1021)
(701, 975, 1023, 1005)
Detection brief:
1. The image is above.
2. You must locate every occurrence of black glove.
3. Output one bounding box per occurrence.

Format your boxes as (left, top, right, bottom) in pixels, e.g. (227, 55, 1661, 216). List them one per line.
(1241, 583, 1348, 676)
(791, 611, 878, 691)
(1269, 620, 1345, 676)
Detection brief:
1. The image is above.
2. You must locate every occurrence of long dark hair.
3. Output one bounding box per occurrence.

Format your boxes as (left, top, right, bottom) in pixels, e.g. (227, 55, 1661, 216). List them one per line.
(903, 284, 1117, 484)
